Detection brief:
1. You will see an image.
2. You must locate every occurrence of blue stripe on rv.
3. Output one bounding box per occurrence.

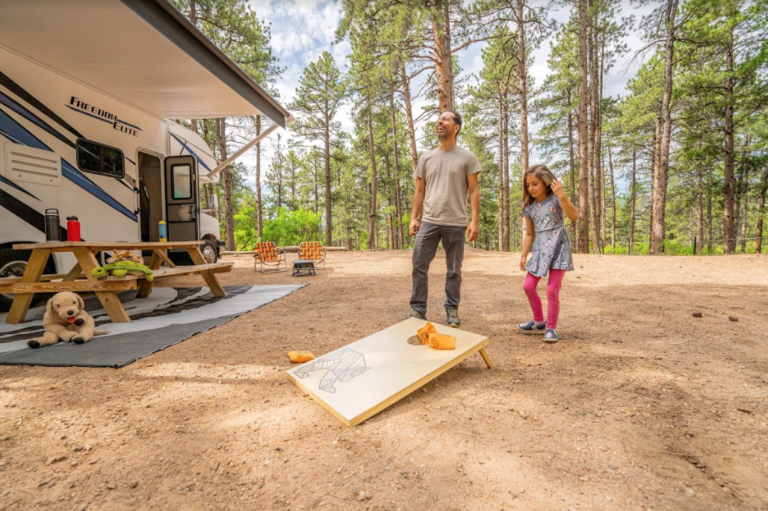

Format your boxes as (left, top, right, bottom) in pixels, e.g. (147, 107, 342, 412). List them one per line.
(0, 108, 137, 222)
(170, 132, 213, 173)
(0, 174, 40, 200)
(0, 90, 75, 149)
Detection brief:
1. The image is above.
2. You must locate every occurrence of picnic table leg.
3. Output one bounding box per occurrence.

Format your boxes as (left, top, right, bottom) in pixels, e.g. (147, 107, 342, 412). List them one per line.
(73, 248, 131, 323)
(185, 247, 227, 298)
(62, 262, 83, 281)
(151, 248, 175, 269)
(5, 249, 51, 324)
(136, 250, 164, 299)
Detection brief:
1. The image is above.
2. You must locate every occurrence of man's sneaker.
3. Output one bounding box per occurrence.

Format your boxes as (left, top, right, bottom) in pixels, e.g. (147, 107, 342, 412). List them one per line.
(516, 320, 546, 334)
(408, 308, 426, 320)
(446, 309, 460, 327)
(543, 329, 559, 343)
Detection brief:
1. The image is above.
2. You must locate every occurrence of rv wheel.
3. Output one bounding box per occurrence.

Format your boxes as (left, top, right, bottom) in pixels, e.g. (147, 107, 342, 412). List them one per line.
(202, 239, 218, 264)
(0, 249, 54, 312)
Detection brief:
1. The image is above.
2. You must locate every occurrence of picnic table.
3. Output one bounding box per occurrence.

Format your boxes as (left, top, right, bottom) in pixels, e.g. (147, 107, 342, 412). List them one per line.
(0, 241, 233, 324)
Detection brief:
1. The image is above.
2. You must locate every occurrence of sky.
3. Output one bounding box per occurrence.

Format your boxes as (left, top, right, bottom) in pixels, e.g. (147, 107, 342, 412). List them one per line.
(243, 0, 656, 189)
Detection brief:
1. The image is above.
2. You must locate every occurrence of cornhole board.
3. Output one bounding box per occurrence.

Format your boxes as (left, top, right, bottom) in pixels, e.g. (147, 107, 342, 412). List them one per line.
(286, 318, 492, 427)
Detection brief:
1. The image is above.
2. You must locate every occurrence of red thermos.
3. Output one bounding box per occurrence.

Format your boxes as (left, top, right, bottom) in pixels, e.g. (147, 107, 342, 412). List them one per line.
(66, 216, 81, 242)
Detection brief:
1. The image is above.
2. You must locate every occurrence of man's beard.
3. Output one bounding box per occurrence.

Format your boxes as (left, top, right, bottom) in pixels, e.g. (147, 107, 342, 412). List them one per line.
(437, 130, 448, 140)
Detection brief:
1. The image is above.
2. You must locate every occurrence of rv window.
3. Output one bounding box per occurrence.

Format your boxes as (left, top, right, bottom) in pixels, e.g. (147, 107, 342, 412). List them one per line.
(76, 139, 125, 178)
(171, 164, 192, 199)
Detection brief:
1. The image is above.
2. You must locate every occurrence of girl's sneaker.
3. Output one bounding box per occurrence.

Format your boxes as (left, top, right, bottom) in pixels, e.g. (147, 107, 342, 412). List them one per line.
(543, 329, 559, 343)
(517, 320, 546, 334)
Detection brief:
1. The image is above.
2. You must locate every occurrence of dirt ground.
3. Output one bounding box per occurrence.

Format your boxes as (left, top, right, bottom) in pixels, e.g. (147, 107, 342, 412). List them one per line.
(1, 249, 767, 511)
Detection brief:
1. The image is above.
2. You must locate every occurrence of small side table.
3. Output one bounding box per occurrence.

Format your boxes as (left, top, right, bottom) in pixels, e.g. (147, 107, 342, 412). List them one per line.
(292, 259, 316, 277)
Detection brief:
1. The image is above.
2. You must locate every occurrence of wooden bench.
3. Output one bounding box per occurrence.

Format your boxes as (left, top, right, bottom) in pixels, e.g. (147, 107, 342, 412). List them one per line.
(98, 262, 233, 281)
(102, 261, 233, 299)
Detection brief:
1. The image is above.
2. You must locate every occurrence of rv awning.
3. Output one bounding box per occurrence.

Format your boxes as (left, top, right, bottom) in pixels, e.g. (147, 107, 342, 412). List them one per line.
(0, 0, 291, 127)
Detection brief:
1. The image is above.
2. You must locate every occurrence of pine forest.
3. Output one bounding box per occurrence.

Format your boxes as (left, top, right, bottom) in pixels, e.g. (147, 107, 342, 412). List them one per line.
(172, 0, 768, 255)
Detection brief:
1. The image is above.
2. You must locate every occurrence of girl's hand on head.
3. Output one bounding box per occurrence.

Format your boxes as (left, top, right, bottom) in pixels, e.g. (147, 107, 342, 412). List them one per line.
(551, 178, 566, 199)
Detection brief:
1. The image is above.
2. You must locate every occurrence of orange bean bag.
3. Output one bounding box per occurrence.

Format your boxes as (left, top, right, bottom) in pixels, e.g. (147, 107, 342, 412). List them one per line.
(417, 321, 437, 345)
(428, 333, 456, 350)
(288, 351, 315, 363)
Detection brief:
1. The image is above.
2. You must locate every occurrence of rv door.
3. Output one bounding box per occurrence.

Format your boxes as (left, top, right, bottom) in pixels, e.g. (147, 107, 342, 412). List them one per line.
(164, 155, 199, 243)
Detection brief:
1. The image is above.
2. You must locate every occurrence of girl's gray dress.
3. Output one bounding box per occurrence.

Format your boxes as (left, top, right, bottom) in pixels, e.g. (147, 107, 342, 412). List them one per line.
(524, 193, 574, 277)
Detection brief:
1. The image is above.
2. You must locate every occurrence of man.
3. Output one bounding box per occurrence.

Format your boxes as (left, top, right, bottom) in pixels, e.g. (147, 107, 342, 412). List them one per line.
(409, 110, 481, 327)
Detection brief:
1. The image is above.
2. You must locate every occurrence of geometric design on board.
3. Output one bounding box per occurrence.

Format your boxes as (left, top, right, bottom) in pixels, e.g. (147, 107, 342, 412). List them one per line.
(294, 347, 368, 394)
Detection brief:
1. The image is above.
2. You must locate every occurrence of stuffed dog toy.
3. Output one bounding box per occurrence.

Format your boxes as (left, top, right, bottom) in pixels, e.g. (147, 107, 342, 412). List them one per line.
(106, 250, 142, 264)
(27, 292, 109, 349)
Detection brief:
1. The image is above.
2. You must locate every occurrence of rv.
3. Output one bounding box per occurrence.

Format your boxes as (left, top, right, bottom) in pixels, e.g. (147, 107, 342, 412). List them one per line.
(0, 0, 291, 310)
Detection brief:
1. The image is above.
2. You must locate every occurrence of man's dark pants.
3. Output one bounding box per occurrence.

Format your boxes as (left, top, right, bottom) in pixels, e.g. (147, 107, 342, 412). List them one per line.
(410, 221, 466, 316)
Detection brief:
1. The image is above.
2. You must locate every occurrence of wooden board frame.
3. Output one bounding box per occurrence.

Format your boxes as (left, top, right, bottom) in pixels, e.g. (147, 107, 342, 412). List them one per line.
(286, 319, 493, 427)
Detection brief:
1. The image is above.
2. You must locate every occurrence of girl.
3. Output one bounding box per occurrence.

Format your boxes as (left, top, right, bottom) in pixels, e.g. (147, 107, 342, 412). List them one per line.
(517, 164, 578, 342)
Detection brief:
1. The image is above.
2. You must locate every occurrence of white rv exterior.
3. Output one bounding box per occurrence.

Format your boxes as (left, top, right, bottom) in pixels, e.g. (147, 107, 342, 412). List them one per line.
(1, 46, 222, 266)
(0, 0, 292, 310)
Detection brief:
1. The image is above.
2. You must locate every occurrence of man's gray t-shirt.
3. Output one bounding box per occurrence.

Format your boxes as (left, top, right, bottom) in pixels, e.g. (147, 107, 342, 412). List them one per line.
(415, 146, 482, 227)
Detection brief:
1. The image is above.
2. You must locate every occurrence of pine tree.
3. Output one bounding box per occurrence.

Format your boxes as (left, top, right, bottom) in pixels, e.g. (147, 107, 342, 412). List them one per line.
(289, 52, 348, 246)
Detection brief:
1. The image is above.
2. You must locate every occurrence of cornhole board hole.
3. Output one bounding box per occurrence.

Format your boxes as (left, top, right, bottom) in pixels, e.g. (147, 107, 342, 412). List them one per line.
(286, 318, 492, 427)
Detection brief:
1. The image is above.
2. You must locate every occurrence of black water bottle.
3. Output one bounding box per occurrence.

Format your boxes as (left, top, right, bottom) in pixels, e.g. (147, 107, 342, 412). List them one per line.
(45, 208, 60, 242)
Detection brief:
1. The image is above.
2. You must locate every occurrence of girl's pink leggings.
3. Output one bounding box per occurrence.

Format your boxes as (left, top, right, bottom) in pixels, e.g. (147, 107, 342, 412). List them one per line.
(523, 269, 566, 329)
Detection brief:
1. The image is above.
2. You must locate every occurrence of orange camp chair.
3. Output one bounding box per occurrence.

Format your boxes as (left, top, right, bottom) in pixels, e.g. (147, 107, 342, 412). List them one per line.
(298, 241, 326, 269)
(253, 242, 287, 273)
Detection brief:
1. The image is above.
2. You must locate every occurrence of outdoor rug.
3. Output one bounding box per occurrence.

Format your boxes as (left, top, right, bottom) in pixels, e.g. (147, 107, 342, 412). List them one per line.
(0, 285, 303, 368)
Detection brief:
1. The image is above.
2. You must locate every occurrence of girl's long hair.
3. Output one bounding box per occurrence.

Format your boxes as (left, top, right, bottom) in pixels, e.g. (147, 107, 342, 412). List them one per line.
(522, 164, 557, 210)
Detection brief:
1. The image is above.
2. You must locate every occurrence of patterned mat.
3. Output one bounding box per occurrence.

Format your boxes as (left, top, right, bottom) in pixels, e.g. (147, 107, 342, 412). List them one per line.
(0, 285, 303, 368)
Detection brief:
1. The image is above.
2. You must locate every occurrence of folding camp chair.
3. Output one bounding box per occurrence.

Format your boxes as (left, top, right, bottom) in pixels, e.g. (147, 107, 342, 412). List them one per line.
(298, 241, 326, 269)
(253, 242, 287, 273)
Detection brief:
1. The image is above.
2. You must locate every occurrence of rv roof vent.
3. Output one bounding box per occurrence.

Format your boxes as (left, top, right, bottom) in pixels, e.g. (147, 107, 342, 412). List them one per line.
(2, 142, 62, 187)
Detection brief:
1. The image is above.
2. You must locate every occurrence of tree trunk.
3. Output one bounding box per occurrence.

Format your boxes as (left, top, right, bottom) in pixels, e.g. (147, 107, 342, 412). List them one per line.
(599, 38, 606, 251)
(588, 0, 600, 254)
(503, 105, 511, 252)
(567, 91, 577, 244)
(723, 34, 736, 253)
(589, 7, 602, 254)
(739, 173, 749, 253)
(517, 0, 529, 175)
(738, 135, 751, 253)
(385, 152, 395, 249)
(498, 94, 505, 251)
(601, 152, 606, 250)
(272, 135, 284, 210)
(695, 156, 703, 255)
(400, 63, 419, 176)
(755, 161, 768, 253)
(366, 106, 378, 250)
(576, 0, 590, 253)
(608, 144, 616, 251)
(431, 0, 453, 113)
(707, 164, 713, 252)
(255, 115, 263, 240)
(629, 149, 636, 254)
(312, 154, 319, 215)
(390, 91, 404, 249)
(650, 0, 678, 254)
(650, 99, 661, 248)
(323, 106, 333, 245)
(216, 118, 235, 251)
